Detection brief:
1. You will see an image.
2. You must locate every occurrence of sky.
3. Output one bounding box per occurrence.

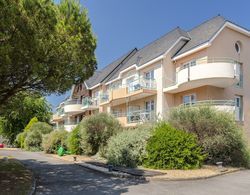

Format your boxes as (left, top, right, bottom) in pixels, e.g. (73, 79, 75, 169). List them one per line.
(47, 0, 250, 109)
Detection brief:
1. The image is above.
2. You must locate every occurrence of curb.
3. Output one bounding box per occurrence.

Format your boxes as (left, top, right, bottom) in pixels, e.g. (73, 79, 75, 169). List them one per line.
(75, 162, 146, 180)
(28, 171, 36, 195)
(75, 161, 244, 181)
(146, 168, 245, 181)
(48, 154, 245, 181)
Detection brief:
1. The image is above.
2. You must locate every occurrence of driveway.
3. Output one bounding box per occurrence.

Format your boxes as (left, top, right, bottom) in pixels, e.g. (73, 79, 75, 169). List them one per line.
(0, 149, 249, 195)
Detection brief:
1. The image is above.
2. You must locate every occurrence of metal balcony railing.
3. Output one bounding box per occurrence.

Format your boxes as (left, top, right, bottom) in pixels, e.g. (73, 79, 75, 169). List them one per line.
(179, 57, 240, 71)
(99, 92, 109, 103)
(64, 99, 82, 105)
(127, 78, 156, 93)
(112, 110, 156, 123)
(82, 97, 99, 107)
(180, 100, 235, 107)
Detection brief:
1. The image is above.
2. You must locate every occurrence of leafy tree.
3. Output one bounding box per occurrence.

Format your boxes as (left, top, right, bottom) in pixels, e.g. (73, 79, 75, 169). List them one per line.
(0, 0, 97, 106)
(0, 92, 51, 143)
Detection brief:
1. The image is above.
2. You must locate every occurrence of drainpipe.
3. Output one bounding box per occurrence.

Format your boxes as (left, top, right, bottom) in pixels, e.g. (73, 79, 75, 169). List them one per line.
(188, 65, 190, 81)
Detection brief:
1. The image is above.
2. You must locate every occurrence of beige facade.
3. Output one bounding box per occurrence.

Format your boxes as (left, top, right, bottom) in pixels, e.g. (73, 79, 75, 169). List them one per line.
(51, 17, 250, 139)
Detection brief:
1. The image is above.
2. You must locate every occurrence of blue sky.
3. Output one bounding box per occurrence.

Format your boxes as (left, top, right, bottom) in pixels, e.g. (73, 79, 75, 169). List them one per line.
(47, 0, 250, 109)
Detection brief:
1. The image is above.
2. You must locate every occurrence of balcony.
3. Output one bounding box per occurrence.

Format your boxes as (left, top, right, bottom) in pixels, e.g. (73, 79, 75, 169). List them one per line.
(63, 99, 82, 114)
(164, 58, 240, 93)
(112, 110, 156, 127)
(101, 78, 157, 106)
(64, 121, 79, 132)
(81, 97, 99, 111)
(180, 99, 235, 113)
(52, 114, 62, 121)
(99, 92, 109, 105)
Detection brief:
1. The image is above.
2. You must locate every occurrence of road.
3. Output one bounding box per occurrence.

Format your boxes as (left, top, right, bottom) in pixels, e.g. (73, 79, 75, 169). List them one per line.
(0, 149, 250, 195)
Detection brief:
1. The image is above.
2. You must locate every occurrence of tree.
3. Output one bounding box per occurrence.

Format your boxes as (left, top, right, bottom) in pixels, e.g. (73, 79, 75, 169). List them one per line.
(0, 92, 52, 143)
(0, 0, 97, 106)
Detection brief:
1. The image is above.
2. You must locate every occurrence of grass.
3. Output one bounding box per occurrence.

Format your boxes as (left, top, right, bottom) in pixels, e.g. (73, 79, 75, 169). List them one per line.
(0, 156, 33, 195)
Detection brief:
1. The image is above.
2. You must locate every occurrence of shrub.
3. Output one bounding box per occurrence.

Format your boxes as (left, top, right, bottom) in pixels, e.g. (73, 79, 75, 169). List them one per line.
(168, 106, 250, 167)
(42, 130, 69, 154)
(15, 132, 27, 148)
(107, 124, 153, 168)
(79, 113, 122, 155)
(24, 122, 52, 151)
(15, 117, 38, 148)
(24, 117, 38, 132)
(143, 122, 205, 169)
(67, 125, 82, 154)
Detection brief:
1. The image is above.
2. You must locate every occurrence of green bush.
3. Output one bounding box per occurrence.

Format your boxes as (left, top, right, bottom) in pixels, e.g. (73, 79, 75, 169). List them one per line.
(24, 122, 52, 151)
(15, 132, 27, 148)
(42, 130, 69, 154)
(143, 122, 205, 169)
(79, 113, 122, 155)
(67, 125, 82, 154)
(24, 117, 38, 132)
(107, 124, 154, 168)
(168, 106, 250, 167)
(15, 117, 39, 148)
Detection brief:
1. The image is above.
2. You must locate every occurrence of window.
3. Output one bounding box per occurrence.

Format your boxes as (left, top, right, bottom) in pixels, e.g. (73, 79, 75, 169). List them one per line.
(235, 95, 243, 121)
(183, 94, 196, 105)
(145, 70, 155, 80)
(235, 42, 241, 54)
(145, 100, 155, 111)
(236, 64, 243, 88)
(180, 60, 196, 70)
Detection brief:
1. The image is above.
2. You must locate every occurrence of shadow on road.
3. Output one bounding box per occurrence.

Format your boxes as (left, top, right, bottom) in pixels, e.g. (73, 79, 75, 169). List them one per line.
(19, 158, 149, 195)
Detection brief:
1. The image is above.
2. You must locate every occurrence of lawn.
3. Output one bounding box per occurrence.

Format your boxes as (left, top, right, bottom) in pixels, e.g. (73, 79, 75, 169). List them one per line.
(0, 156, 33, 195)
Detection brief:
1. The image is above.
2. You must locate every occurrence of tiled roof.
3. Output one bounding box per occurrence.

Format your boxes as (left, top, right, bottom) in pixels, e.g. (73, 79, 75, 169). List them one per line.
(174, 16, 226, 57)
(85, 49, 137, 88)
(106, 27, 189, 82)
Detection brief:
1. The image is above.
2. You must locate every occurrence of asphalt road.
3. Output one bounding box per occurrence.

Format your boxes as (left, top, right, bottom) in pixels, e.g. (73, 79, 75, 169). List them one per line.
(0, 149, 250, 195)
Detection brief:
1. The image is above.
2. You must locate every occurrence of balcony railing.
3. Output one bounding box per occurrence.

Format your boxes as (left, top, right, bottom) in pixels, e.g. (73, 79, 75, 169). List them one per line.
(127, 110, 155, 123)
(64, 99, 82, 105)
(99, 92, 109, 104)
(164, 57, 240, 93)
(82, 97, 99, 107)
(64, 121, 79, 126)
(179, 100, 236, 114)
(56, 108, 64, 116)
(127, 78, 157, 93)
(112, 110, 156, 124)
(180, 100, 235, 107)
(179, 57, 239, 71)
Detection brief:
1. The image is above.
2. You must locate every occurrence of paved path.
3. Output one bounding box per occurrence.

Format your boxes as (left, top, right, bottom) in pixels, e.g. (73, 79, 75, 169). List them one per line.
(0, 149, 250, 195)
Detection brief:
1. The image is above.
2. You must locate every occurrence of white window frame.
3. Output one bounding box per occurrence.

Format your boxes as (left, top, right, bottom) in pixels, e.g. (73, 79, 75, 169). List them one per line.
(183, 94, 196, 105)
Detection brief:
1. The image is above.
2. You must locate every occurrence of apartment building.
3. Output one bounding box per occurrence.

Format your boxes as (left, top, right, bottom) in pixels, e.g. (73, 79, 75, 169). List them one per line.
(52, 16, 250, 139)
